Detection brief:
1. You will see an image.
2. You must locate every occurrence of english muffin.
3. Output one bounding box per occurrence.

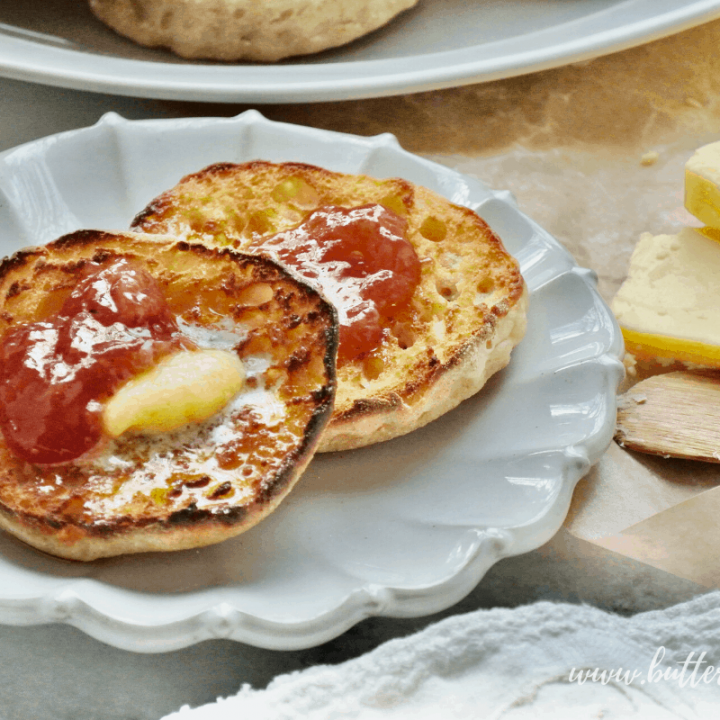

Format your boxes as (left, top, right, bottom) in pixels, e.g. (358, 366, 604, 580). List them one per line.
(88, 0, 419, 61)
(133, 161, 528, 452)
(0, 230, 337, 560)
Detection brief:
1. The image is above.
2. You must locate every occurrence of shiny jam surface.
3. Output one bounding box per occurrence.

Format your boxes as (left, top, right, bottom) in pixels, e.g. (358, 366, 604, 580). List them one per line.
(0, 260, 192, 465)
(256, 204, 421, 363)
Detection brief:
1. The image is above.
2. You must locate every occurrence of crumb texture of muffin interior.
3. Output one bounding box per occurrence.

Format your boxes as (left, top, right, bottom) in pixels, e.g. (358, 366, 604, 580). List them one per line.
(133, 161, 528, 452)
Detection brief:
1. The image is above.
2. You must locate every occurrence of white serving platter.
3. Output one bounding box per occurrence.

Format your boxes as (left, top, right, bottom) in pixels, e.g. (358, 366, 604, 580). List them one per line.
(0, 112, 623, 651)
(0, 0, 718, 102)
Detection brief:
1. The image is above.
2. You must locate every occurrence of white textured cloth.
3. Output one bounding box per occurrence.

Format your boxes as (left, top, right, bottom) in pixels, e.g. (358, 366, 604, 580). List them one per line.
(164, 593, 720, 719)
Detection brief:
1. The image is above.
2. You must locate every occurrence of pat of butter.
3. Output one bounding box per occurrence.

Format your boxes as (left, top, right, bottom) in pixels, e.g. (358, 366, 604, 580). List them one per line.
(612, 227, 720, 366)
(102, 349, 245, 437)
(685, 140, 720, 229)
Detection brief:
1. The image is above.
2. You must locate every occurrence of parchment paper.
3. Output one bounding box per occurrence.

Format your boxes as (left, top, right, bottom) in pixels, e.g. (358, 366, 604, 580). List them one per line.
(212, 19, 720, 588)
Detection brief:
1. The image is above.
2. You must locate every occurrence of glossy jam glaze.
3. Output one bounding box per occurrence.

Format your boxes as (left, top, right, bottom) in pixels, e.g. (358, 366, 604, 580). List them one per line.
(0, 260, 193, 465)
(256, 204, 421, 363)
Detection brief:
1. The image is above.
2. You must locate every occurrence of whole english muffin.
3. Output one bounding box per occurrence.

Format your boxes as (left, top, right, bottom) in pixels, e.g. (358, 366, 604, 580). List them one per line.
(133, 161, 528, 453)
(0, 230, 337, 560)
(88, 0, 419, 61)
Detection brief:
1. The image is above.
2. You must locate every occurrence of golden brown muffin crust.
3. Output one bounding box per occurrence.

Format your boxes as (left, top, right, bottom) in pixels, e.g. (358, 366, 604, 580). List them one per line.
(0, 230, 337, 560)
(132, 161, 528, 452)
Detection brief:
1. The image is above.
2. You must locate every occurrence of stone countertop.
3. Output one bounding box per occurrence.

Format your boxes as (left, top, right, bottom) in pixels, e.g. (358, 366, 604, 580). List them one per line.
(1, 18, 720, 720)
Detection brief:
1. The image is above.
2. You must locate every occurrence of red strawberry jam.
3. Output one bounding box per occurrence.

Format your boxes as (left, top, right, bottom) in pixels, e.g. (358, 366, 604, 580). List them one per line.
(257, 204, 421, 363)
(0, 260, 192, 465)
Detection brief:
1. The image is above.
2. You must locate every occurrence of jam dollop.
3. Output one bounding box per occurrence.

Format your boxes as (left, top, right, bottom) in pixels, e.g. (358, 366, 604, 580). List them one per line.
(256, 204, 421, 363)
(0, 260, 192, 465)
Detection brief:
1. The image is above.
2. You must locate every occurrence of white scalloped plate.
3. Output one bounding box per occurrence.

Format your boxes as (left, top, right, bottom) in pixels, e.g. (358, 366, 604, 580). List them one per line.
(0, 0, 719, 102)
(0, 112, 623, 652)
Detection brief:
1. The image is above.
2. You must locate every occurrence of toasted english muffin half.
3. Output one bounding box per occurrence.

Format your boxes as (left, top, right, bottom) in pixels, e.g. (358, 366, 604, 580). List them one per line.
(0, 230, 337, 560)
(87, 0, 419, 61)
(132, 161, 528, 452)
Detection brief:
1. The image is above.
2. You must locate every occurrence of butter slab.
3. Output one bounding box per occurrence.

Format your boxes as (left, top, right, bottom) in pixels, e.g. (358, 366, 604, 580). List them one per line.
(612, 227, 720, 367)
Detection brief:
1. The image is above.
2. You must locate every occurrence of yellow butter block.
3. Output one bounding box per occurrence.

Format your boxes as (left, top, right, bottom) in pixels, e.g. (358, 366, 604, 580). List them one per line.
(621, 328, 720, 369)
(612, 227, 720, 366)
(103, 348, 245, 437)
(685, 140, 720, 229)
